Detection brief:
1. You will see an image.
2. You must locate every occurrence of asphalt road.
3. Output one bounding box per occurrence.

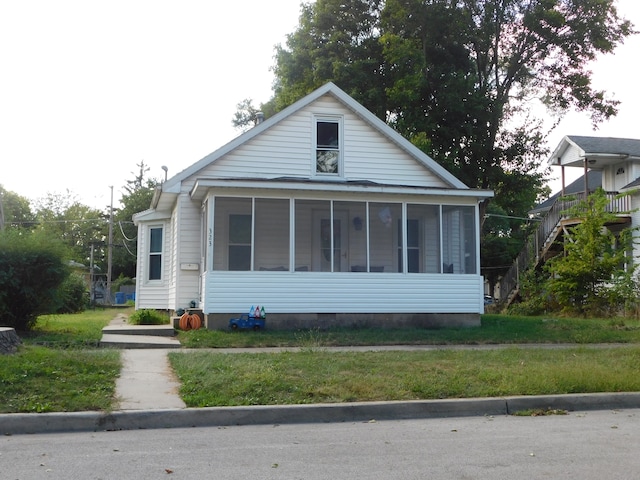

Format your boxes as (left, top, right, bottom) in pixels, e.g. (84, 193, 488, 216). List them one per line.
(3, 408, 640, 479)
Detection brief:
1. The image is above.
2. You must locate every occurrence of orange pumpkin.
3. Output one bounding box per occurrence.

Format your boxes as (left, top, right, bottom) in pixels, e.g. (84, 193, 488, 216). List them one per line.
(179, 312, 202, 330)
(179, 312, 192, 330)
(189, 314, 202, 330)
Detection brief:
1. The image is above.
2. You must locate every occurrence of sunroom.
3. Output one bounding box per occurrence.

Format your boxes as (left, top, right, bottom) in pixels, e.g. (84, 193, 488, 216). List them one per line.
(205, 194, 477, 275)
(193, 180, 484, 329)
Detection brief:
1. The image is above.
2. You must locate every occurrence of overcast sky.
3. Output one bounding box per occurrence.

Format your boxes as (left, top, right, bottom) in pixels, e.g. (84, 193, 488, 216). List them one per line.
(2, 0, 639, 210)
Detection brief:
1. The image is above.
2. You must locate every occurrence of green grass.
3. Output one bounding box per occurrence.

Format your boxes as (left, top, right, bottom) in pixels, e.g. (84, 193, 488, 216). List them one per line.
(6, 310, 640, 413)
(22, 307, 131, 348)
(0, 308, 124, 413)
(169, 346, 640, 407)
(177, 314, 640, 348)
(0, 346, 120, 413)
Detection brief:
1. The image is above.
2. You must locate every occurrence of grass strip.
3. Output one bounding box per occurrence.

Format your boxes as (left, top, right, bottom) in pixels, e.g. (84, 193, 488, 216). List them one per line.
(169, 346, 640, 407)
(177, 315, 640, 348)
(0, 346, 121, 413)
(21, 308, 130, 348)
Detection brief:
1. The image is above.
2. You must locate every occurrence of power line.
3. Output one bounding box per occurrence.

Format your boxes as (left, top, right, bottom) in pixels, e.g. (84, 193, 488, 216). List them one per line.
(484, 213, 542, 222)
(6, 219, 135, 225)
(118, 220, 137, 242)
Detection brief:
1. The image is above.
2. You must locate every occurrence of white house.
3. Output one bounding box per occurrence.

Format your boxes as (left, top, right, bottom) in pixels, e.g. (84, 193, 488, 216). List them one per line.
(133, 83, 493, 329)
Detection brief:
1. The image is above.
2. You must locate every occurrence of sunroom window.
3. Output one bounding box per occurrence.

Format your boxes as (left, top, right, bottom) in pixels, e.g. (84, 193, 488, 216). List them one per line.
(315, 117, 341, 175)
(228, 214, 252, 271)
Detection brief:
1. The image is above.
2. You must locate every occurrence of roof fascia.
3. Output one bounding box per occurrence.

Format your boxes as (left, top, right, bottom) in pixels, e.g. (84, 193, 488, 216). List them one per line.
(548, 136, 574, 166)
(132, 208, 171, 225)
(190, 178, 493, 202)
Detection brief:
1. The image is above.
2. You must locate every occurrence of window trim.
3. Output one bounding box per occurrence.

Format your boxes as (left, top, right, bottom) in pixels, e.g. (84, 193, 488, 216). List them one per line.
(313, 115, 343, 177)
(147, 225, 164, 282)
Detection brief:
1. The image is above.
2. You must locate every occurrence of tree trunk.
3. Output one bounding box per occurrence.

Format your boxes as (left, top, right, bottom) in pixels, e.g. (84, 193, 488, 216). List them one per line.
(0, 327, 21, 354)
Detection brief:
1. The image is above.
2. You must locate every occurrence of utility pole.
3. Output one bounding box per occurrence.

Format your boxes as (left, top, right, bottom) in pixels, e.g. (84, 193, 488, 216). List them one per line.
(106, 186, 114, 305)
(0, 189, 5, 231)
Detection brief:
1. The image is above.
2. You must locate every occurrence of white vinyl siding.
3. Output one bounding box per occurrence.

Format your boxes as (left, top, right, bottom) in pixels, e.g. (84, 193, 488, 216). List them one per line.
(203, 272, 484, 314)
(189, 95, 449, 189)
(134, 86, 488, 316)
(174, 195, 202, 309)
(135, 219, 171, 310)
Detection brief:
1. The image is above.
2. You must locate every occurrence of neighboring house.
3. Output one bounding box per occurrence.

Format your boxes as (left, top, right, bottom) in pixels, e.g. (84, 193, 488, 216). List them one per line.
(133, 83, 493, 329)
(499, 135, 639, 304)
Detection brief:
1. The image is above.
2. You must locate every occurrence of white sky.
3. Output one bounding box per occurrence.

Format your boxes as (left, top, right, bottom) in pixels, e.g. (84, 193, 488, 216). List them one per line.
(1, 0, 639, 210)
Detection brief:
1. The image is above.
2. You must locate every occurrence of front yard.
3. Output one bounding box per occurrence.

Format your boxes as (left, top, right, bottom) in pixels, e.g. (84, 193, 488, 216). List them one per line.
(2, 309, 640, 413)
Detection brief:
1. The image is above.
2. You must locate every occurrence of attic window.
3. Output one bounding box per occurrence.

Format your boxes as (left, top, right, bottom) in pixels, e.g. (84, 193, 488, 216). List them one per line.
(314, 116, 342, 175)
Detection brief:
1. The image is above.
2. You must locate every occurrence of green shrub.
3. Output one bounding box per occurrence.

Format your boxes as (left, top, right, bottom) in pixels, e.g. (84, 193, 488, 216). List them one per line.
(0, 230, 69, 330)
(56, 274, 88, 314)
(112, 274, 135, 294)
(129, 309, 167, 325)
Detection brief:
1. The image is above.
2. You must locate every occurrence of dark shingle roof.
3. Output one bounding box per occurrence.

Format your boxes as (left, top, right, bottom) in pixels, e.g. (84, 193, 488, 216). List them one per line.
(530, 171, 602, 215)
(567, 136, 640, 157)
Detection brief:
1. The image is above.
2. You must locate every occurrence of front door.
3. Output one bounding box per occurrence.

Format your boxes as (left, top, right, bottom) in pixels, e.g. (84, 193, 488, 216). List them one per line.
(313, 210, 348, 272)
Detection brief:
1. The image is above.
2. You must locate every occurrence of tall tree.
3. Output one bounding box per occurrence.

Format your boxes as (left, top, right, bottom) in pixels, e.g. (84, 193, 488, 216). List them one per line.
(379, 0, 632, 208)
(0, 185, 36, 230)
(259, 0, 633, 284)
(264, 0, 632, 205)
(111, 161, 159, 279)
(232, 99, 261, 132)
(33, 191, 105, 268)
(268, 0, 388, 119)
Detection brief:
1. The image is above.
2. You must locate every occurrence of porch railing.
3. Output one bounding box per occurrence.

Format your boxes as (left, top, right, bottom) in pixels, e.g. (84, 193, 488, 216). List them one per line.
(496, 191, 629, 304)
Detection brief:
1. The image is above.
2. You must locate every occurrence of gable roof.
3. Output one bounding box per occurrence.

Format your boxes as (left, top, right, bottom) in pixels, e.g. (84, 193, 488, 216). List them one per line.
(549, 135, 640, 168)
(162, 82, 469, 196)
(565, 135, 640, 157)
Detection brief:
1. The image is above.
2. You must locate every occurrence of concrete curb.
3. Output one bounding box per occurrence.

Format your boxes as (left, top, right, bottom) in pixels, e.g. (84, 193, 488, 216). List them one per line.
(3, 392, 640, 435)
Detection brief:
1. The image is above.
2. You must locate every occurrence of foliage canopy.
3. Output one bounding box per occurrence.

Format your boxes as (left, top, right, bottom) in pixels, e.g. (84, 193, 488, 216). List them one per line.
(235, 0, 634, 285)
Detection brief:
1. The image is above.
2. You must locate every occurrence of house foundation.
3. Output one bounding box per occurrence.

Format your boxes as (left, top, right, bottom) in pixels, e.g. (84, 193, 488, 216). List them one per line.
(204, 312, 480, 330)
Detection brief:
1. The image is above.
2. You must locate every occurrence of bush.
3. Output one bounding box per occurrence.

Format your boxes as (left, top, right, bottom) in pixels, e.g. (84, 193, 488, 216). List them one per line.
(112, 274, 135, 294)
(56, 274, 88, 314)
(129, 309, 167, 325)
(0, 230, 69, 330)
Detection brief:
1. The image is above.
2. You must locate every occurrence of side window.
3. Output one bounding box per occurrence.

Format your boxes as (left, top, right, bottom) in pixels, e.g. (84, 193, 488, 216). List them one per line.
(315, 117, 341, 175)
(148, 227, 163, 281)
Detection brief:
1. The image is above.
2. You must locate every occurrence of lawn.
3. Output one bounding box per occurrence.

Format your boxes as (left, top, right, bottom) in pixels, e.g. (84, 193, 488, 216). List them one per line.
(0, 308, 125, 414)
(0, 346, 120, 413)
(22, 307, 128, 347)
(177, 314, 640, 348)
(169, 346, 640, 407)
(4, 309, 640, 414)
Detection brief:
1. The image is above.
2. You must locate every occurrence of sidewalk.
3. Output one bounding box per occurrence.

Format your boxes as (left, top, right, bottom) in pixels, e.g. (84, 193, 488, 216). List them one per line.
(2, 317, 640, 435)
(116, 349, 185, 410)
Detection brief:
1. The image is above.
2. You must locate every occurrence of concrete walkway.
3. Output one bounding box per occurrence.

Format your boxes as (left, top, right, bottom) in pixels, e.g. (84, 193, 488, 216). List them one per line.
(100, 313, 181, 349)
(116, 349, 186, 410)
(101, 314, 185, 410)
